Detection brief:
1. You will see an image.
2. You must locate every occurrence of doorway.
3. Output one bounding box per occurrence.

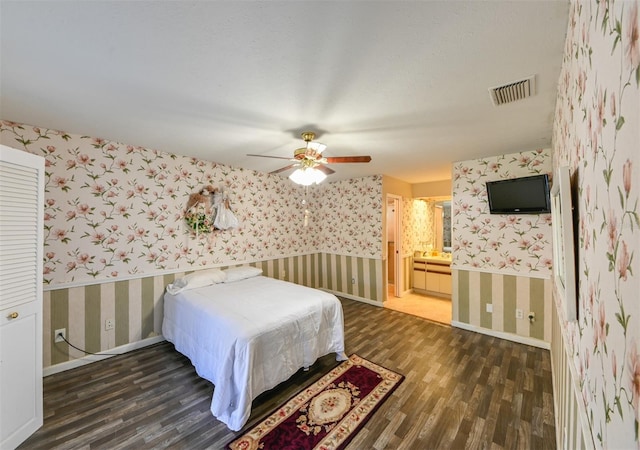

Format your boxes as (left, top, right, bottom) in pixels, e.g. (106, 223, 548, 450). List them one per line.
(386, 195, 401, 298)
(384, 196, 453, 325)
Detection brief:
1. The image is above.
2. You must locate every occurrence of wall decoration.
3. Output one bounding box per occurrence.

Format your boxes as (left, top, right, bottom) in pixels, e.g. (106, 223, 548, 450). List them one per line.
(550, 166, 577, 321)
(212, 194, 239, 231)
(184, 185, 218, 234)
(183, 185, 239, 234)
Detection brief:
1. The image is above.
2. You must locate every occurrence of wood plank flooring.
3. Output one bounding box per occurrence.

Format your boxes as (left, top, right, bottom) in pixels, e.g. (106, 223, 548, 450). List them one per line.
(19, 298, 555, 449)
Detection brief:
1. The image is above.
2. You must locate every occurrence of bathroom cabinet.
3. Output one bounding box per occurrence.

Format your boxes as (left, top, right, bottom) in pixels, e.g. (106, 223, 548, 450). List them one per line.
(412, 257, 451, 297)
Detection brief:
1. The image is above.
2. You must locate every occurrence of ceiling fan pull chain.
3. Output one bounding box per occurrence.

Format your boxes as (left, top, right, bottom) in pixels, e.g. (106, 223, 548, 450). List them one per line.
(303, 186, 309, 227)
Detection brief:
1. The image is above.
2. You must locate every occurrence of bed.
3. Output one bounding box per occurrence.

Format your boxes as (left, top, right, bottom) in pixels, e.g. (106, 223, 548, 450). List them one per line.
(161, 267, 347, 431)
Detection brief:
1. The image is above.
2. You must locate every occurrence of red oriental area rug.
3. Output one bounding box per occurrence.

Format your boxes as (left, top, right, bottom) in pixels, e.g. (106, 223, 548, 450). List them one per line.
(226, 354, 404, 450)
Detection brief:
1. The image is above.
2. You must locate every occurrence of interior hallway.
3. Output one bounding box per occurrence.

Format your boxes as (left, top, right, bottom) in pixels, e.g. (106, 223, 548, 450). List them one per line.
(385, 284, 452, 325)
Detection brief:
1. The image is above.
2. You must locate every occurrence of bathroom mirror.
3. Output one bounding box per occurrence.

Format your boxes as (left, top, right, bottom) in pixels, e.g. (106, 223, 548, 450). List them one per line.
(434, 200, 452, 253)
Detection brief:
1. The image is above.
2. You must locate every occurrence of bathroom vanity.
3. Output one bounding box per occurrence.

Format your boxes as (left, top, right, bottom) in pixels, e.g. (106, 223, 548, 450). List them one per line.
(412, 255, 452, 297)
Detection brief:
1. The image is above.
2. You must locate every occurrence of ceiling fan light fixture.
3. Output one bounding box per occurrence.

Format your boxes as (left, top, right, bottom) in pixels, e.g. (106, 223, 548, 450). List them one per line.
(289, 167, 327, 186)
(307, 142, 327, 154)
(250, 129, 371, 179)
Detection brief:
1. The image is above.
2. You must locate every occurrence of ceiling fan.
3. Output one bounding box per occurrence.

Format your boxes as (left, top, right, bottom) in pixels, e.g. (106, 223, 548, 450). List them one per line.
(247, 131, 372, 179)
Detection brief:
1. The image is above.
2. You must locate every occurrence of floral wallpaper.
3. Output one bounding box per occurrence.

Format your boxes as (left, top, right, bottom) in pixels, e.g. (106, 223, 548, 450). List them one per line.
(0, 121, 382, 286)
(451, 149, 553, 275)
(402, 198, 434, 256)
(552, 0, 639, 447)
(316, 176, 383, 257)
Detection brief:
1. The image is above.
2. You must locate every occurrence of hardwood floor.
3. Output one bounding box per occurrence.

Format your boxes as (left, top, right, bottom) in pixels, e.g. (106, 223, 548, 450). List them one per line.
(19, 298, 555, 449)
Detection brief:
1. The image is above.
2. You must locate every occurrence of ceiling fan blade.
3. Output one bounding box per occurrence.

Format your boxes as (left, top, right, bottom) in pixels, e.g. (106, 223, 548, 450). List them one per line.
(270, 164, 297, 175)
(324, 156, 372, 164)
(247, 154, 292, 161)
(316, 165, 335, 175)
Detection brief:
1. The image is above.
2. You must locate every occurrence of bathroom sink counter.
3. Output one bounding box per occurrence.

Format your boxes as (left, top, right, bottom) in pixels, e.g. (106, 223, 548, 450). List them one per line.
(414, 255, 452, 265)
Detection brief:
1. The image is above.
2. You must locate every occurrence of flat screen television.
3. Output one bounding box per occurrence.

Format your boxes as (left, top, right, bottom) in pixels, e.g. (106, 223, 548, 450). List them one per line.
(486, 174, 551, 214)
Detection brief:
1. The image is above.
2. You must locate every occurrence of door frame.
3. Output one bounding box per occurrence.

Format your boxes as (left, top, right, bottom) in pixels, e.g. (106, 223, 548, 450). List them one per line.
(386, 194, 403, 298)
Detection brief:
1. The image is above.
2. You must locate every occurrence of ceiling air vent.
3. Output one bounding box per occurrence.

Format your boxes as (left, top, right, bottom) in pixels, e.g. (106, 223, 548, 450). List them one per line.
(489, 75, 536, 106)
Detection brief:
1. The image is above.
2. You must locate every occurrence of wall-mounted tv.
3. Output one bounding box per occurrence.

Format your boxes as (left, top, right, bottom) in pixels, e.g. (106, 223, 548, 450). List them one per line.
(486, 174, 551, 214)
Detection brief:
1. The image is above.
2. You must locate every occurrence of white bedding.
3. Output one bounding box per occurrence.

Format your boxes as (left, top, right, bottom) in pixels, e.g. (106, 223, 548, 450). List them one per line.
(162, 275, 347, 431)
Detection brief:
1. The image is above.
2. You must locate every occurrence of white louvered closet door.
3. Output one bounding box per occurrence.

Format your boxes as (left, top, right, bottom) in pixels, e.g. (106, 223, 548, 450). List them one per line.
(0, 144, 44, 449)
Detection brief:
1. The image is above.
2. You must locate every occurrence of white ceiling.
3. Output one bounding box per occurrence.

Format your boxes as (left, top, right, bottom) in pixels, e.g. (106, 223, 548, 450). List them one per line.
(0, 1, 569, 184)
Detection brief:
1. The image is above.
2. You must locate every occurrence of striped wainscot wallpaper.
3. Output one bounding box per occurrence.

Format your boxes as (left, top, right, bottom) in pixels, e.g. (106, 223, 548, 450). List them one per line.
(43, 253, 383, 373)
(550, 296, 592, 449)
(318, 253, 383, 306)
(452, 269, 552, 347)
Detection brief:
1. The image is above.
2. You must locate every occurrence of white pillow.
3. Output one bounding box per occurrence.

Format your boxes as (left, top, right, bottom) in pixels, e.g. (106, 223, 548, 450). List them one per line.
(193, 269, 227, 284)
(223, 266, 263, 283)
(166, 269, 227, 294)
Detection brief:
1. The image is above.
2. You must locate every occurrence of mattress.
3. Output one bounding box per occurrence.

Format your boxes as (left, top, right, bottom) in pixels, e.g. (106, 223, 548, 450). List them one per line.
(162, 275, 346, 431)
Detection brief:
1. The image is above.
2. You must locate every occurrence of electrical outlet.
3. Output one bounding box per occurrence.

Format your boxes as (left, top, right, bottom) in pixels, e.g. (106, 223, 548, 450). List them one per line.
(54, 328, 66, 343)
(515, 309, 524, 319)
(486, 303, 493, 313)
(105, 319, 115, 330)
(351, 277, 356, 284)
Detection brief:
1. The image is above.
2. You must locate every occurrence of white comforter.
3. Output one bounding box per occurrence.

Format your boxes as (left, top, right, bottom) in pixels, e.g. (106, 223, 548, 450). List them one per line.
(162, 275, 346, 431)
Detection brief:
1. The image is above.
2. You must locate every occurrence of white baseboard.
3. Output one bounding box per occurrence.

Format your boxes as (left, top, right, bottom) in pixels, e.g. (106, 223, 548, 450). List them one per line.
(321, 289, 383, 308)
(451, 321, 550, 350)
(43, 336, 166, 377)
